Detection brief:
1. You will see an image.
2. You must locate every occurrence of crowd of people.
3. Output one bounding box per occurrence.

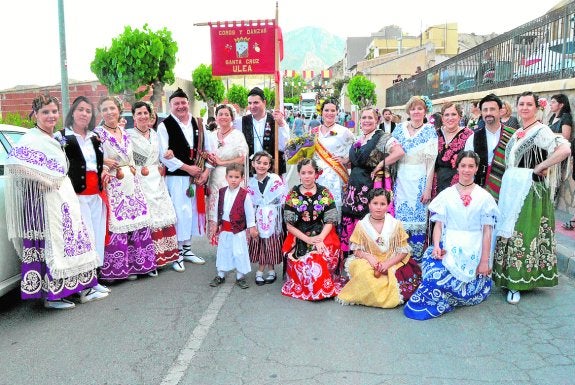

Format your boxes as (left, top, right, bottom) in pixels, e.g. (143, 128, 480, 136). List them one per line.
(6, 88, 573, 320)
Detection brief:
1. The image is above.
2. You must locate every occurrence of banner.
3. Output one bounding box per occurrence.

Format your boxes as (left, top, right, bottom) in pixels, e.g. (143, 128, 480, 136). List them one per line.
(321, 69, 332, 79)
(210, 20, 276, 76)
(302, 70, 314, 79)
(284, 70, 296, 77)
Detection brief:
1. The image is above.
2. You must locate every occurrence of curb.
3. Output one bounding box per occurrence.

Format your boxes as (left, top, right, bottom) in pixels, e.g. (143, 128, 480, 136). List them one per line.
(557, 243, 575, 279)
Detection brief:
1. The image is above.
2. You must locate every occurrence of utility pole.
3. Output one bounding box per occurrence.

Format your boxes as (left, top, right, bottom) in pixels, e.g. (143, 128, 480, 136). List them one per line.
(58, 0, 70, 118)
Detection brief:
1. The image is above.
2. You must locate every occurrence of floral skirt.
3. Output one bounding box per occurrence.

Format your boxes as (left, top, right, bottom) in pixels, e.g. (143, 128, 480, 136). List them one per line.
(20, 238, 97, 300)
(281, 252, 342, 301)
(151, 224, 179, 267)
(100, 227, 156, 279)
(404, 250, 491, 320)
(281, 229, 342, 301)
(493, 185, 558, 290)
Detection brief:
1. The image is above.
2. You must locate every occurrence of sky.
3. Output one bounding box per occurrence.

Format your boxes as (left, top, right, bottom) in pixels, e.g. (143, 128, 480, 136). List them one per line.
(0, 0, 556, 91)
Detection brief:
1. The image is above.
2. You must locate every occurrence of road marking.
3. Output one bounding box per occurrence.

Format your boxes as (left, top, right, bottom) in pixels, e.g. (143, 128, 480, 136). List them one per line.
(160, 283, 233, 385)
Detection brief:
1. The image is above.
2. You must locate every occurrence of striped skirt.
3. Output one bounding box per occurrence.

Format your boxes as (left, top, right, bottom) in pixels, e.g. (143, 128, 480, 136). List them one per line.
(248, 232, 284, 265)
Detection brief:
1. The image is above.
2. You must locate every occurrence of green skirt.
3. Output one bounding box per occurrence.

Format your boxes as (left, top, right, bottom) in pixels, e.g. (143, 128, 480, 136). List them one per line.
(493, 183, 558, 290)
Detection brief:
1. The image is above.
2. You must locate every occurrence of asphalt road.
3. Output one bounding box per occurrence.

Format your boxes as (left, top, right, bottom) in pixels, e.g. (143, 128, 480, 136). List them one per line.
(1, 237, 574, 385)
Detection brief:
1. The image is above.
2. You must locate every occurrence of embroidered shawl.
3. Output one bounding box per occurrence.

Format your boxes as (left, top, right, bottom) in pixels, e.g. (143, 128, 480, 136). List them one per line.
(5, 128, 98, 278)
(247, 173, 286, 238)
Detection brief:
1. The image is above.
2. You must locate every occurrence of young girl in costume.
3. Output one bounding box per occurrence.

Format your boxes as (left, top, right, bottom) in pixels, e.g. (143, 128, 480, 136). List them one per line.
(247, 151, 286, 286)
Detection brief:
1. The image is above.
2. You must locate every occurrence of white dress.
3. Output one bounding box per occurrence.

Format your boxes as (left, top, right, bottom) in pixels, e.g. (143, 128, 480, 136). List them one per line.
(313, 124, 355, 212)
(206, 129, 249, 222)
(128, 128, 177, 230)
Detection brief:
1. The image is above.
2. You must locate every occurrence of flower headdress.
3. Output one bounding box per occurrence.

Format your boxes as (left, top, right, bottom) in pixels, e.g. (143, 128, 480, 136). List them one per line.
(538, 97, 547, 111)
(419, 95, 433, 113)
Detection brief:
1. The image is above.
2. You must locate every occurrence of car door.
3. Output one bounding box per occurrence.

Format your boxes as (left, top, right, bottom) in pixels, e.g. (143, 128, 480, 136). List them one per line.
(0, 129, 26, 297)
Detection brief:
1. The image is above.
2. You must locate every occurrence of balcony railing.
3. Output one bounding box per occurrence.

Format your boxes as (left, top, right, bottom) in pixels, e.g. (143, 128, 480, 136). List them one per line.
(386, 1, 575, 107)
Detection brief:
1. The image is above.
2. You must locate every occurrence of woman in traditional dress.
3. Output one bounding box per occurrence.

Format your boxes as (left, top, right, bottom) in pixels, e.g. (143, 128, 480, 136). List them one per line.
(404, 151, 499, 320)
(392, 96, 438, 261)
(341, 107, 404, 253)
(247, 151, 286, 285)
(95, 96, 156, 280)
(56, 96, 110, 297)
(282, 158, 342, 301)
(313, 99, 355, 215)
(206, 104, 249, 240)
(494, 92, 571, 304)
(128, 101, 179, 276)
(5, 95, 101, 309)
(337, 189, 420, 308)
(433, 102, 474, 197)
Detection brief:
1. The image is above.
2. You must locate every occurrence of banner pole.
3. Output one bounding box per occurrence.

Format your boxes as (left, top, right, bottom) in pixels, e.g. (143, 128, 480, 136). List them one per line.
(274, 1, 280, 175)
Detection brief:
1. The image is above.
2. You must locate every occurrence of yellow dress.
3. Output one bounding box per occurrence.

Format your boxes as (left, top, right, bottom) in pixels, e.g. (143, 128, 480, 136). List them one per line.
(336, 213, 414, 308)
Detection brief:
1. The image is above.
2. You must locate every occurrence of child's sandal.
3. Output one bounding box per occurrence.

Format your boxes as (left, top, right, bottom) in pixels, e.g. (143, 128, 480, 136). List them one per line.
(561, 220, 575, 230)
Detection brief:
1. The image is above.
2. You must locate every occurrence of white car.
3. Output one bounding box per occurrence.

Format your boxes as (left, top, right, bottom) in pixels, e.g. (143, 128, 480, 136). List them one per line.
(0, 124, 27, 297)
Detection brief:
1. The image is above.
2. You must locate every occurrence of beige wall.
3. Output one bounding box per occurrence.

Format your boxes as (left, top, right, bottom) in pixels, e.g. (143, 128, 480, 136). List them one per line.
(357, 49, 430, 110)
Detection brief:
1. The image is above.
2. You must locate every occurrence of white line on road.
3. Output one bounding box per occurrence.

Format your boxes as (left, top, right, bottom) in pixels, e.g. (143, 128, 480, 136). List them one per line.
(160, 283, 233, 385)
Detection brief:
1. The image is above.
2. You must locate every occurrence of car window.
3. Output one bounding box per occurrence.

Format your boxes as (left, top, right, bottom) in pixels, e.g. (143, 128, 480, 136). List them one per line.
(0, 131, 25, 175)
(3, 131, 26, 147)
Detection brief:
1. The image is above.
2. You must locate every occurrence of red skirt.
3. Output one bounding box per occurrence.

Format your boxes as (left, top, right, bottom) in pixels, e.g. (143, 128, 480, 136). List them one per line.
(281, 228, 342, 301)
(151, 224, 179, 267)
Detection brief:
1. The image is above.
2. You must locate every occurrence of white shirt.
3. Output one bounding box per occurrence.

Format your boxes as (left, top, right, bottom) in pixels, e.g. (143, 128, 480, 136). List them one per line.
(234, 114, 290, 153)
(157, 113, 213, 172)
(464, 125, 502, 165)
(382, 121, 392, 134)
(61, 128, 98, 171)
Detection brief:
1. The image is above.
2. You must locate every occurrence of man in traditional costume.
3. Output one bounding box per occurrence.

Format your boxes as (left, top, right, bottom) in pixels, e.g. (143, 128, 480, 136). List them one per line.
(237, 87, 289, 176)
(464, 93, 518, 202)
(157, 88, 211, 272)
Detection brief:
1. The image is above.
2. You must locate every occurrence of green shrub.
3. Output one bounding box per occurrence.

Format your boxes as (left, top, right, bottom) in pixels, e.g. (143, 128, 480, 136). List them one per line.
(0, 113, 35, 128)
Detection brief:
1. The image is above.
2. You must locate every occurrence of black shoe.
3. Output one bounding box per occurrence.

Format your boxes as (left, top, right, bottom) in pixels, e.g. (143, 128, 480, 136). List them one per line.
(236, 278, 249, 289)
(255, 275, 265, 286)
(264, 271, 277, 284)
(209, 276, 225, 287)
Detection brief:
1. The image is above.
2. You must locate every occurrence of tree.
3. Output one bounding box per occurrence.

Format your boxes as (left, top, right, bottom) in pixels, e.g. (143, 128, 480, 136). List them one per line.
(347, 74, 376, 108)
(331, 77, 348, 100)
(263, 87, 275, 107)
(90, 24, 178, 106)
(192, 64, 225, 118)
(283, 74, 306, 100)
(225, 84, 248, 110)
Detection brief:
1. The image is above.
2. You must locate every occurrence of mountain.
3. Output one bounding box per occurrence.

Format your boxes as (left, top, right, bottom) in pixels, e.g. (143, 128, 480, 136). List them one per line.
(281, 27, 345, 71)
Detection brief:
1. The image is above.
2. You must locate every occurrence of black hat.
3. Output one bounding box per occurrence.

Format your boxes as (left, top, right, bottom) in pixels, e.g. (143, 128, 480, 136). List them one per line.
(248, 87, 266, 101)
(169, 87, 188, 102)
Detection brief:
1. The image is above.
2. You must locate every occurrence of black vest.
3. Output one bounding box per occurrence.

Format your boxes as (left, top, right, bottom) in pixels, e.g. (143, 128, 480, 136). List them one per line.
(472, 127, 489, 187)
(60, 130, 104, 193)
(162, 115, 201, 176)
(242, 113, 286, 174)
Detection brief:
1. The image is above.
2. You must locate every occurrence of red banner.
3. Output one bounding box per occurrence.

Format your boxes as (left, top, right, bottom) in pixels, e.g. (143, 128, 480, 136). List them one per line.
(210, 20, 276, 76)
